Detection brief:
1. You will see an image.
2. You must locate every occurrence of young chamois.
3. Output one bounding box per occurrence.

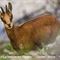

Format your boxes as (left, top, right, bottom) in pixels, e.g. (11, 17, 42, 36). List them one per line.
(0, 2, 60, 54)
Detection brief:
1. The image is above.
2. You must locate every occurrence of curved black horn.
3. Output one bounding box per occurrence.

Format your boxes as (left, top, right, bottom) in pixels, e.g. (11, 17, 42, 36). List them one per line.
(0, 7, 4, 13)
(5, 5, 8, 12)
(8, 2, 12, 11)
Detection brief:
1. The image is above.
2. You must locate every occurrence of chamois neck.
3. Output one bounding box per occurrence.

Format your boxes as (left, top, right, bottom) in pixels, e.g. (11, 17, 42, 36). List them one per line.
(5, 24, 15, 36)
(5, 24, 19, 50)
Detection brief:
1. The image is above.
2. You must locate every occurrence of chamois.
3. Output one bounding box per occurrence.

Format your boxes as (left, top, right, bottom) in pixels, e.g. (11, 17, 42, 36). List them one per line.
(0, 2, 60, 54)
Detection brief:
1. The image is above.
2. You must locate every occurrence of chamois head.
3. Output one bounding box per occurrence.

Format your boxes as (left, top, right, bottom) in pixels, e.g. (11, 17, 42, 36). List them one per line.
(0, 2, 13, 29)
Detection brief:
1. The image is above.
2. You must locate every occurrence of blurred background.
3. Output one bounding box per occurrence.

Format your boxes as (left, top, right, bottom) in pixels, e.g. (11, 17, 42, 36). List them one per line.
(0, 0, 60, 56)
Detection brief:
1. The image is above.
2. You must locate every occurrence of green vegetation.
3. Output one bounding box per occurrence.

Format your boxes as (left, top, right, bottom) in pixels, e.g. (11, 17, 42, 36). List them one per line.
(0, 42, 18, 56)
(0, 58, 9, 60)
(0, 41, 47, 56)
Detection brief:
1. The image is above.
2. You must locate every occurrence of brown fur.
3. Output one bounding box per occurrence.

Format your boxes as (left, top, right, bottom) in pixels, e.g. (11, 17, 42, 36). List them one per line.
(0, 2, 60, 53)
(5, 14, 60, 51)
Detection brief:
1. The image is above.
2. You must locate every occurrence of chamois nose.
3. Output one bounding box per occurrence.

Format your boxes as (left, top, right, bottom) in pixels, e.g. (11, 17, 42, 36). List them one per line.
(8, 24, 11, 27)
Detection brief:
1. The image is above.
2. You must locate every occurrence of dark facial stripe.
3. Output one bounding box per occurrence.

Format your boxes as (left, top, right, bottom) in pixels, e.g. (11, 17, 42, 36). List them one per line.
(1, 18, 6, 24)
(10, 15, 13, 22)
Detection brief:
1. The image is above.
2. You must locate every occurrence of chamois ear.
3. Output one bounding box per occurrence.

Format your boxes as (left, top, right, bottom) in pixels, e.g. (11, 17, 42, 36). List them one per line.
(8, 2, 12, 12)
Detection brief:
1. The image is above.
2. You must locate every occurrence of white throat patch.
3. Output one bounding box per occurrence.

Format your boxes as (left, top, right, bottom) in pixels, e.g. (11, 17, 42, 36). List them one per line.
(5, 23, 13, 29)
